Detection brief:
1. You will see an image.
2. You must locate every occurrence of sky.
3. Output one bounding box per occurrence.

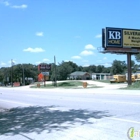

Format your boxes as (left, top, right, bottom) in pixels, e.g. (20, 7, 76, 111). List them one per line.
(0, 0, 140, 68)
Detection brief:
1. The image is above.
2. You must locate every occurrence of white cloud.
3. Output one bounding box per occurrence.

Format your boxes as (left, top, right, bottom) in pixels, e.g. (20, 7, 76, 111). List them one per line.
(103, 63, 112, 67)
(35, 61, 41, 64)
(80, 50, 94, 56)
(83, 64, 90, 67)
(1, 1, 27, 9)
(23, 47, 45, 53)
(43, 58, 50, 62)
(103, 57, 107, 60)
(85, 44, 96, 50)
(82, 60, 89, 62)
(36, 32, 44, 37)
(1, 62, 6, 66)
(3, 1, 10, 6)
(71, 56, 82, 59)
(8, 59, 16, 66)
(95, 34, 102, 38)
(12, 4, 27, 9)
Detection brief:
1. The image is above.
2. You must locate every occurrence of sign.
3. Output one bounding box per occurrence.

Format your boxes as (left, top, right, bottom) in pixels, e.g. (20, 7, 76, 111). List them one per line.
(13, 82, 20, 87)
(38, 63, 51, 71)
(103, 27, 140, 49)
(41, 72, 49, 76)
(38, 73, 44, 82)
(123, 30, 140, 48)
(7, 77, 9, 82)
(105, 27, 122, 47)
(127, 127, 140, 139)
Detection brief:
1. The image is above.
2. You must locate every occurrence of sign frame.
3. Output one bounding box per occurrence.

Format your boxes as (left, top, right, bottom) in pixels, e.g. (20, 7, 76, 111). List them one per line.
(105, 27, 123, 48)
(38, 63, 51, 72)
(103, 27, 140, 49)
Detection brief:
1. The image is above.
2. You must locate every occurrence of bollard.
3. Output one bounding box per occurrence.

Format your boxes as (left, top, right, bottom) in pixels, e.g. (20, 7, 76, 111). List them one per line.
(37, 83, 40, 88)
(83, 82, 87, 88)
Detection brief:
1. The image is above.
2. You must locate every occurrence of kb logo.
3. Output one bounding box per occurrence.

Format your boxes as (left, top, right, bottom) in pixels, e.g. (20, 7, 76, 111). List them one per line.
(109, 31, 121, 39)
(106, 28, 122, 47)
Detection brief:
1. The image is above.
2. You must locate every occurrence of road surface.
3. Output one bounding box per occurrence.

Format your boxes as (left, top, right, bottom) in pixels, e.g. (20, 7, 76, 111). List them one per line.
(0, 87, 140, 140)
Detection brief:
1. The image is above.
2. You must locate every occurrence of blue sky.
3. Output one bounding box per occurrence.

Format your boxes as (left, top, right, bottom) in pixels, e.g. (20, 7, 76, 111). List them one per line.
(0, 0, 140, 68)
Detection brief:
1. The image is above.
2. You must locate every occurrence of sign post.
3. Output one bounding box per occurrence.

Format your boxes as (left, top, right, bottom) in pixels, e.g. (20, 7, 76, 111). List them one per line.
(38, 63, 51, 87)
(102, 27, 140, 85)
(127, 53, 132, 85)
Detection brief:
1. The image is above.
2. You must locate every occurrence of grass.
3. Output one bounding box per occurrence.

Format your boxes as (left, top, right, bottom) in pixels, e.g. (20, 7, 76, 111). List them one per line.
(93, 80, 110, 83)
(30, 81, 102, 89)
(120, 81, 140, 90)
(94, 79, 127, 84)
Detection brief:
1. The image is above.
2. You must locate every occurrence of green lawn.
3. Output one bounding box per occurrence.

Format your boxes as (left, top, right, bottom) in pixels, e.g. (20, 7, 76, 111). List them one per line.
(121, 81, 140, 90)
(30, 81, 102, 89)
(92, 80, 110, 83)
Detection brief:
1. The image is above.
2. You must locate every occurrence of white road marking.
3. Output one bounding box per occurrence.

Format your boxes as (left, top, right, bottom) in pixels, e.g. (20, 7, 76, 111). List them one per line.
(103, 100, 140, 105)
(0, 99, 32, 106)
(110, 117, 140, 124)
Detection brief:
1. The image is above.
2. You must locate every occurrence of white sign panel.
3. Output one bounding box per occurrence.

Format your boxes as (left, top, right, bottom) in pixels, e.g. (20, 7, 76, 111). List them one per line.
(41, 72, 49, 76)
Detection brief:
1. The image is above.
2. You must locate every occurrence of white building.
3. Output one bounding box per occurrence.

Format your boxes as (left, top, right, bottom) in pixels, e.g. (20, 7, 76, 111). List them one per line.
(92, 73, 112, 80)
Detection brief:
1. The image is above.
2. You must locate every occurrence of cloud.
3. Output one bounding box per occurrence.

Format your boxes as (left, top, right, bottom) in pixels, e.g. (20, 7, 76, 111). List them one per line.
(71, 56, 82, 59)
(43, 58, 50, 62)
(95, 34, 102, 38)
(80, 50, 94, 56)
(12, 4, 27, 9)
(83, 64, 90, 67)
(1, 62, 6, 66)
(36, 32, 44, 37)
(85, 44, 96, 50)
(103, 57, 107, 60)
(23, 47, 45, 53)
(8, 59, 16, 65)
(35, 61, 41, 64)
(103, 63, 112, 67)
(82, 60, 89, 62)
(1, 1, 27, 9)
(3, 1, 10, 6)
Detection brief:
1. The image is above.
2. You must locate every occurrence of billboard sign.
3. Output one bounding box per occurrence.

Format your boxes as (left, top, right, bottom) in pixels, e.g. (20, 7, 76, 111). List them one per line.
(105, 27, 123, 48)
(103, 27, 140, 49)
(38, 63, 51, 71)
(123, 29, 140, 48)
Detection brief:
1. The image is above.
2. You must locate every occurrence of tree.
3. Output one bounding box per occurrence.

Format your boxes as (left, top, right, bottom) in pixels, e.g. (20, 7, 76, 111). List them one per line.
(135, 53, 140, 62)
(50, 61, 79, 80)
(57, 62, 74, 80)
(89, 65, 96, 73)
(111, 60, 127, 75)
(95, 65, 105, 73)
(131, 60, 139, 73)
(102, 67, 111, 73)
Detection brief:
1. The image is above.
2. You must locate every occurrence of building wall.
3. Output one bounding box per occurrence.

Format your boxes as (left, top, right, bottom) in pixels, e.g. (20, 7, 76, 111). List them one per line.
(70, 73, 91, 80)
(92, 73, 112, 80)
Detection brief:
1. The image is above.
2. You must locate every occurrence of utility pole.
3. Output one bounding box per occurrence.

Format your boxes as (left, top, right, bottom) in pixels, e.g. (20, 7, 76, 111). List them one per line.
(22, 64, 25, 86)
(11, 59, 13, 87)
(54, 56, 57, 86)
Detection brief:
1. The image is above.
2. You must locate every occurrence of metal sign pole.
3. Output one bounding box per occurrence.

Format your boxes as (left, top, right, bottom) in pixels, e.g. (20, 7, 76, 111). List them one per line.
(11, 59, 13, 87)
(54, 56, 57, 87)
(127, 53, 132, 85)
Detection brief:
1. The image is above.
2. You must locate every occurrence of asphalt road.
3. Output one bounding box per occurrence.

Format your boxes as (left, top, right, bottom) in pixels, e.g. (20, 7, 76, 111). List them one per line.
(0, 87, 140, 140)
